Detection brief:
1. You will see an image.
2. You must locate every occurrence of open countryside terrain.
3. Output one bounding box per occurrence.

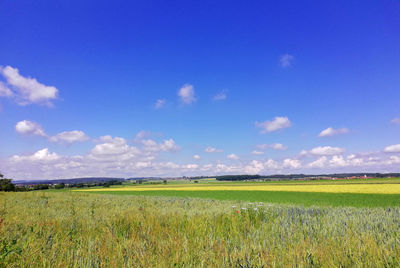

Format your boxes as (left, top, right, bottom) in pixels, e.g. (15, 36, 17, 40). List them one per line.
(1, 190, 400, 267)
(74, 178, 400, 207)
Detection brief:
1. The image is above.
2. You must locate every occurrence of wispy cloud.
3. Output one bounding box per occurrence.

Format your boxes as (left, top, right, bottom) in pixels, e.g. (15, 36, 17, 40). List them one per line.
(212, 90, 227, 101)
(205, 146, 223, 153)
(318, 127, 349, 137)
(154, 99, 166, 109)
(391, 118, 400, 125)
(279, 54, 294, 68)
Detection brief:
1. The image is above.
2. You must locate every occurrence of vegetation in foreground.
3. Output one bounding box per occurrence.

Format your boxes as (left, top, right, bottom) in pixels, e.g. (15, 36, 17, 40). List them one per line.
(1, 192, 400, 267)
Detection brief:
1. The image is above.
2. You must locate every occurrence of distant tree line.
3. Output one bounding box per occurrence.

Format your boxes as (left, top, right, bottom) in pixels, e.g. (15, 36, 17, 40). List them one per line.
(0, 172, 123, 192)
(216, 175, 263, 181)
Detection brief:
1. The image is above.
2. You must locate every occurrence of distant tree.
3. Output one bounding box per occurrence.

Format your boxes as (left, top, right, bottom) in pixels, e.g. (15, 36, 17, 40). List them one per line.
(55, 183, 65, 189)
(33, 184, 49, 190)
(0, 173, 16, 192)
(163, 180, 167, 184)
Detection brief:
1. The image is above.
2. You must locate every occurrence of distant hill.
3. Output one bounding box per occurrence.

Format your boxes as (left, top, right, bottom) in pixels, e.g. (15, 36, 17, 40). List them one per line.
(216, 173, 400, 181)
(127, 177, 162, 181)
(13, 177, 125, 185)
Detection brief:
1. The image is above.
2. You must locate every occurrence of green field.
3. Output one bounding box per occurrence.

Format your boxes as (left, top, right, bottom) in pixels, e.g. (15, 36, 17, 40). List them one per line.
(83, 190, 400, 208)
(1, 192, 400, 267)
(75, 177, 400, 207)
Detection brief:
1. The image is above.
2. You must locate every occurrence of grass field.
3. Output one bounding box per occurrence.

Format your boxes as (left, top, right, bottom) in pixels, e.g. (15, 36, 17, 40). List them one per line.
(1, 192, 400, 267)
(74, 178, 400, 207)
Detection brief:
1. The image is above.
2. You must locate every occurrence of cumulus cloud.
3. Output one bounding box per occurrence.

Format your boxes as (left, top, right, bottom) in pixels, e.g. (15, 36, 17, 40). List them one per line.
(15, 120, 47, 137)
(49, 131, 89, 144)
(391, 118, 400, 125)
(282, 158, 301, 169)
(16, 120, 89, 144)
(205, 146, 223, 153)
(178, 84, 196, 104)
(141, 139, 180, 153)
(193, 154, 201, 160)
(308, 156, 328, 168)
(212, 90, 227, 101)
(318, 127, 349, 137)
(252, 150, 264, 155)
(255, 117, 291, 133)
(0, 66, 58, 106)
(227, 154, 239, 160)
(11, 148, 60, 162)
(280, 54, 294, 68)
(384, 144, 400, 153)
(0, 81, 13, 97)
(154, 99, 166, 109)
(307, 146, 345, 156)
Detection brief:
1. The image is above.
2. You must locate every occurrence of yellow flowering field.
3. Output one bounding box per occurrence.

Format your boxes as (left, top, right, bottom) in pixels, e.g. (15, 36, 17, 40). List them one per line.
(76, 183, 400, 194)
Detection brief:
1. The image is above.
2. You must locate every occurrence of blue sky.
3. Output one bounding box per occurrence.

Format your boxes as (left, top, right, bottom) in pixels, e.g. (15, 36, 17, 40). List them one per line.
(1, 0, 400, 179)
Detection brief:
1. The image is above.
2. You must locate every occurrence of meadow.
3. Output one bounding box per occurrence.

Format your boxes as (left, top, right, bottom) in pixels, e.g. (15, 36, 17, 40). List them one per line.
(1, 191, 400, 267)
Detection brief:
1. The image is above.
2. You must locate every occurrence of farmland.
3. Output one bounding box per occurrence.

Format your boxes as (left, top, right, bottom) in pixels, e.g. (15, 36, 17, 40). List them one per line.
(75, 177, 400, 207)
(1, 191, 400, 267)
(1, 178, 400, 266)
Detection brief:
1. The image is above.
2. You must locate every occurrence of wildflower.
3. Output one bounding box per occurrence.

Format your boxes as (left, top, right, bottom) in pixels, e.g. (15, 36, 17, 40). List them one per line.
(232, 206, 236, 208)
(253, 208, 258, 211)
(236, 210, 239, 213)
(241, 208, 247, 210)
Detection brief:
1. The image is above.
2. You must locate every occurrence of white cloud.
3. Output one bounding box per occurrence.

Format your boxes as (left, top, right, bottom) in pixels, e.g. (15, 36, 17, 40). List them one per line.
(227, 154, 239, 160)
(141, 139, 180, 153)
(318, 127, 349, 137)
(308, 146, 345, 156)
(135, 130, 152, 139)
(0, 66, 58, 106)
(252, 150, 264, 155)
(280, 54, 294, 68)
(154, 99, 166, 109)
(391, 118, 400, 125)
(0, 81, 13, 97)
(15, 120, 46, 137)
(255, 116, 291, 133)
(384, 144, 400, 153)
(11, 148, 60, 162)
(329, 155, 348, 167)
(308, 156, 328, 168)
(49, 131, 89, 144)
(212, 90, 227, 101)
(264, 159, 280, 169)
(256, 143, 287, 150)
(90, 136, 136, 159)
(245, 160, 265, 174)
(178, 84, 196, 104)
(182, 164, 199, 169)
(282, 158, 301, 169)
(270, 143, 287, 150)
(193, 154, 201, 160)
(205, 146, 223, 153)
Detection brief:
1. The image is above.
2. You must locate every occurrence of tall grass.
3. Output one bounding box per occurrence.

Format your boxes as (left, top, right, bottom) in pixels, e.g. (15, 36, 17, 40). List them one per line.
(1, 192, 399, 267)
